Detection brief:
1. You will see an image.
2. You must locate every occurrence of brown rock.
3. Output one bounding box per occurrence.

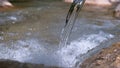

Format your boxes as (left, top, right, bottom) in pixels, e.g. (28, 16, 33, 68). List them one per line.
(80, 42, 120, 68)
(0, 0, 13, 8)
(111, 55, 120, 68)
(114, 4, 120, 19)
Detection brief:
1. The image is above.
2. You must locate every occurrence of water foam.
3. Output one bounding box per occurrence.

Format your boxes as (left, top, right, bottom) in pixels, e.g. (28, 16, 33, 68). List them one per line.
(0, 39, 45, 62)
(57, 31, 114, 67)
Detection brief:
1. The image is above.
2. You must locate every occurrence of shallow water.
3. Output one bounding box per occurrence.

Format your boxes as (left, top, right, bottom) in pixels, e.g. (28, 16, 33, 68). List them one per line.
(0, 1, 120, 67)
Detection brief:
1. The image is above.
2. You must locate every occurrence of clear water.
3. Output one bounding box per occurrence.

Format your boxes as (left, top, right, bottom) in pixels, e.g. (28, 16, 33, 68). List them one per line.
(59, 10, 78, 48)
(0, 1, 120, 67)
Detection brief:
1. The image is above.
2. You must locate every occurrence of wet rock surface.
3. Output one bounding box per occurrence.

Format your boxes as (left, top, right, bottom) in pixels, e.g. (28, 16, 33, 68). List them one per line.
(0, 59, 58, 68)
(80, 42, 120, 68)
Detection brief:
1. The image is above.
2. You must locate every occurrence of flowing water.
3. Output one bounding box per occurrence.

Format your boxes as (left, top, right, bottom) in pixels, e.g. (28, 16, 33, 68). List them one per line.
(59, 10, 78, 48)
(0, 0, 120, 67)
(59, 0, 85, 48)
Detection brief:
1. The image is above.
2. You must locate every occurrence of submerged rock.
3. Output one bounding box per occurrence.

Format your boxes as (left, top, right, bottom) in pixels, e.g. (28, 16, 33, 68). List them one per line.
(80, 42, 120, 68)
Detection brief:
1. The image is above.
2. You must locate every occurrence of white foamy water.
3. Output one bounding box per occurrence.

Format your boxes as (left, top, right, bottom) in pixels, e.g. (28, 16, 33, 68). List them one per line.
(0, 39, 45, 62)
(0, 31, 115, 67)
(57, 31, 114, 67)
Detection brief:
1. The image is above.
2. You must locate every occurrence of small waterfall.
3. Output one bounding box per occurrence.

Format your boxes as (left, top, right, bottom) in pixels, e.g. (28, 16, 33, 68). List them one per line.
(59, 0, 86, 47)
(59, 12, 78, 47)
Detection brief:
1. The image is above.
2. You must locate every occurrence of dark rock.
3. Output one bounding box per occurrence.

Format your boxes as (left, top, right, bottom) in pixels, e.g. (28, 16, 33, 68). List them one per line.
(0, 59, 59, 68)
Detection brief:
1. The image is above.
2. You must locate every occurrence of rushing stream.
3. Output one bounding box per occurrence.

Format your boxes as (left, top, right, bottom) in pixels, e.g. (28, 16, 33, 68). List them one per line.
(0, 0, 120, 67)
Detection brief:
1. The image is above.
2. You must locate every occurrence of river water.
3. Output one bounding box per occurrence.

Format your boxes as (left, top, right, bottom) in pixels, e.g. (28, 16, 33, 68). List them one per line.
(0, 0, 120, 67)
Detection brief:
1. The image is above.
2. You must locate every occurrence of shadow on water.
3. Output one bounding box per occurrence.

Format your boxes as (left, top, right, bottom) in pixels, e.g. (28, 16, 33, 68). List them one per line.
(0, 0, 120, 68)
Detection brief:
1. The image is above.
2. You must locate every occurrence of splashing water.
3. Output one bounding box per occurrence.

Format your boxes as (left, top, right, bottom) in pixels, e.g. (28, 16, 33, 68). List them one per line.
(57, 31, 114, 67)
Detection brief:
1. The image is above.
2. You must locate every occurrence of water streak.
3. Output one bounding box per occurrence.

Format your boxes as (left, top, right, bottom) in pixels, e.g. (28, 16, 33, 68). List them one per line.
(59, 0, 85, 47)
